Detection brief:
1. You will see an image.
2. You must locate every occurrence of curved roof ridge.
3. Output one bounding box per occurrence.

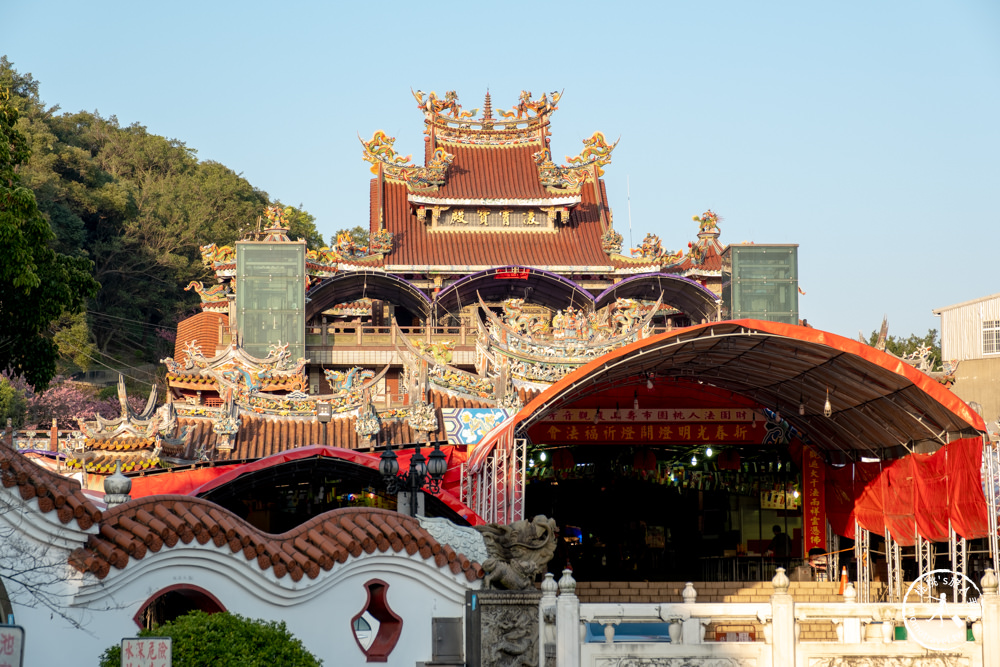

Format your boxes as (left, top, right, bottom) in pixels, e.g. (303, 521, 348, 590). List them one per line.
(0, 446, 102, 530)
(70, 500, 484, 582)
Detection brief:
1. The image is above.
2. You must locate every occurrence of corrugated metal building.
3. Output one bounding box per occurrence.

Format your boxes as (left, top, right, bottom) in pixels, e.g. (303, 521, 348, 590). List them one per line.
(933, 292, 1000, 427)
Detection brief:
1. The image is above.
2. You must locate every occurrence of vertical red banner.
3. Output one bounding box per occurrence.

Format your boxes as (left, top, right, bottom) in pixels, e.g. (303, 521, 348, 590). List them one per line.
(803, 446, 827, 555)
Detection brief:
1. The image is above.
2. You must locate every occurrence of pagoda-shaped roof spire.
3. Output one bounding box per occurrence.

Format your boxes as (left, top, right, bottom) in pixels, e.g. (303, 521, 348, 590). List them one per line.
(482, 90, 493, 120)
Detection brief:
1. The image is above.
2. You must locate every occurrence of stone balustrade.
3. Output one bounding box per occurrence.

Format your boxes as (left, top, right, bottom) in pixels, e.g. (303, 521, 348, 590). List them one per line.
(545, 567, 1000, 667)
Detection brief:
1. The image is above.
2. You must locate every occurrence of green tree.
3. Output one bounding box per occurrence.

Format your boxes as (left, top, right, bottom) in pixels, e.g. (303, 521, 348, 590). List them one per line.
(276, 201, 324, 249)
(868, 328, 941, 371)
(98, 611, 322, 667)
(0, 87, 98, 389)
(333, 224, 370, 248)
(0, 375, 29, 427)
(0, 57, 325, 367)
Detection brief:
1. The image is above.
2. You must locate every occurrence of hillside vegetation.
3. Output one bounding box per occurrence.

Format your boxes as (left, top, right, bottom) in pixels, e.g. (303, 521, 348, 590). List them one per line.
(1, 56, 323, 390)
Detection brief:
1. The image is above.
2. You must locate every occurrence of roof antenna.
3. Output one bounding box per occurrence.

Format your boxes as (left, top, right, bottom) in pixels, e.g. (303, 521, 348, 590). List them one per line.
(627, 175, 633, 253)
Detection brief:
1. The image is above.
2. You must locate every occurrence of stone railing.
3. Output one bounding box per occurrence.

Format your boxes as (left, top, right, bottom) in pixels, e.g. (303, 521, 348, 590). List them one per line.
(543, 568, 1000, 667)
(1, 423, 84, 453)
(303, 323, 474, 348)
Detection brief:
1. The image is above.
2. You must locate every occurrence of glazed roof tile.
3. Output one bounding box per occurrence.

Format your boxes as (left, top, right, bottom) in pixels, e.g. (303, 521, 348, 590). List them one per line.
(69, 499, 483, 582)
(378, 179, 614, 268)
(0, 443, 102, 530)
(176, 389, 493, 460)
(417, 144, 567, 201)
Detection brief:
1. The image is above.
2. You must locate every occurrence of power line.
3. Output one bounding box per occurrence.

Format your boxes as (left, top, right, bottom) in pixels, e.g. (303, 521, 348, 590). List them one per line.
(49, 329, 160, 385)
(86, 310, 176, 333)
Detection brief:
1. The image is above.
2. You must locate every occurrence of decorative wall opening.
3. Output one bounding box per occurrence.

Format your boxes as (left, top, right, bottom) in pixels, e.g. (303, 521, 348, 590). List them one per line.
(352, 579, 402, 662)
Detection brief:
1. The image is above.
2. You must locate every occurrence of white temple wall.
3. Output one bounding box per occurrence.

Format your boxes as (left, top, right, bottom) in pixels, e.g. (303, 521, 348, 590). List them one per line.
(8, 530, 474, 666)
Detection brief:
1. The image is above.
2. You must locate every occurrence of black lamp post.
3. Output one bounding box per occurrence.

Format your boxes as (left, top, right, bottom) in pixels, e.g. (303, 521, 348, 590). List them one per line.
(316, 402, 331, 446)
(379, 441, 448, 517)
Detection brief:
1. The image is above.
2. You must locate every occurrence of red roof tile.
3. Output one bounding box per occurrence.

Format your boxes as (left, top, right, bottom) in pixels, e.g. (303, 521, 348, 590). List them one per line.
(381, 179, 614, 268)
(70, 500, 484, 582)
(174, 311, 228, 362)
(418, 144, 568, 201)
(176, 389, 493, 460)
(0, 445, 102, 530)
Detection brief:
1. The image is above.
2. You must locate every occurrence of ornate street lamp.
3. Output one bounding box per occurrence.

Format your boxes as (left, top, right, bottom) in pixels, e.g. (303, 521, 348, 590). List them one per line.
(316, 402, 331, 446)
(379, 440, 448, 517)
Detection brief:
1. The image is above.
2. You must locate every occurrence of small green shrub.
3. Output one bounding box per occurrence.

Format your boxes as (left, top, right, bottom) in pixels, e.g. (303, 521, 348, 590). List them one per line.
(98, 610, 322, 666)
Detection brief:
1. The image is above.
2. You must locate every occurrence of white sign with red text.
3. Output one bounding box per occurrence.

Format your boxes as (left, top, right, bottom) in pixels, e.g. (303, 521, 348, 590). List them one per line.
(121, 637, 171, 667)
(0, 626, 24, 667)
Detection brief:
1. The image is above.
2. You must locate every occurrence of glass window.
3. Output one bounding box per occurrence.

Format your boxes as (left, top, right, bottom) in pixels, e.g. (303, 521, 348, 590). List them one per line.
(984, 320, 1000, 355)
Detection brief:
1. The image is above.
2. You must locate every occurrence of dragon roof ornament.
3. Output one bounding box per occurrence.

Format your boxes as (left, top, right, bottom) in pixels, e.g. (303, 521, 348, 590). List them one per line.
(185, 280, 230, 312)
(393, 321, 500, 404)
(361, 130, 454, 190)
(415, 89, 561, 146)
(630, 233, 684, 264)
(533, 131, 618, 190)
(476, 294, 663, 384)
(68, 376, 185, 474)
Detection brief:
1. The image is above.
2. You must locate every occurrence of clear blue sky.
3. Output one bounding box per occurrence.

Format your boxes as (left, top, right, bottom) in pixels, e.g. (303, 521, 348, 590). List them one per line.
(4, 1, 999, 341)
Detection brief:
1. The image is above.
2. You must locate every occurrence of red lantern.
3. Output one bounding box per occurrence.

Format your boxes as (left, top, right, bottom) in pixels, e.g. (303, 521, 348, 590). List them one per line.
(552, 449, 575, 478)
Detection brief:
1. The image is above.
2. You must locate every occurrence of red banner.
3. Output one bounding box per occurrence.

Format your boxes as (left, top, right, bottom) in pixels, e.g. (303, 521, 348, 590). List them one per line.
(495, 270, 530, 280)
(527, 421, 768, 445)
(803, 446, 826, 555)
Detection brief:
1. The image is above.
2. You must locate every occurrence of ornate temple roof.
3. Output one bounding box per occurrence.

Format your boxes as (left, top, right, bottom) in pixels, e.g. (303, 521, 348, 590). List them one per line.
(365, 90, 625, 271)
(378, 176, 615, 269)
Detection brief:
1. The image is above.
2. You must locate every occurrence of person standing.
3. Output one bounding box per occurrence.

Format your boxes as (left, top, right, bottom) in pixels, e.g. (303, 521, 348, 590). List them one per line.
(766, 525, 792, 557)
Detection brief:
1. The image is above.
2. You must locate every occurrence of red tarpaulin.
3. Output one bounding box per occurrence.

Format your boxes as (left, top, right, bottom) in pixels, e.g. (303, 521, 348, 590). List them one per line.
(883, 457, 916, 546)
(828, 436, 988, 543)
(947, 436, 989, 539)
(913, 449, 949, 543)
(128, 445, 484, 525)
(853, 462, 888, 538)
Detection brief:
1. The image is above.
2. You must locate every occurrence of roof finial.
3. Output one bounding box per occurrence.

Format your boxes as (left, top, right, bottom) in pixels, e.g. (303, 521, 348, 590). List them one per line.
(482, 90, 493, 120)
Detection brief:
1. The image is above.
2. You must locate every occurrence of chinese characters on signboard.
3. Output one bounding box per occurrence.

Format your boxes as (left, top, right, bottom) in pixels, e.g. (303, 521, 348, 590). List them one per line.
(529, 408, 765, 445)
(0, 625, 24, 667)
(121, 637, 171, 667)
(802, 446, 826, 554)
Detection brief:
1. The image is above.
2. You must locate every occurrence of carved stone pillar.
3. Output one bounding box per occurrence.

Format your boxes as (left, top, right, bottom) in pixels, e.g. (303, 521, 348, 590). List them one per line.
(982, 569, 1000, 666)
(555, 569, 579, 667)
(770, 568, 795, 665)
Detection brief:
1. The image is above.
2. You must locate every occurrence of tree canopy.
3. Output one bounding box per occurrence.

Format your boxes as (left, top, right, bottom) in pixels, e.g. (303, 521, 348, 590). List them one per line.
(867, 327, 941, 371)
(0, 83, 98, 389)
(0, 57, 325, 383)
(98, 611, 322, 667)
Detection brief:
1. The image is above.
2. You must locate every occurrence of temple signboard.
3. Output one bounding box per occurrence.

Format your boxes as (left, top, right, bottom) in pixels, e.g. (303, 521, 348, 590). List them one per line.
(529, 408, 768, 445)
(538, 408, 758, 424)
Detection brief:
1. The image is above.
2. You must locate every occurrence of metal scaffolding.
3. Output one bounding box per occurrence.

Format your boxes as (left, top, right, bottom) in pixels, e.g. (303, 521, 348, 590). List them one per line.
(916, 533, 935, 602)
(827, 525, 839, 585)
(884, 529, 901, 603)
(985, 437, 999, 574)
(854, 522, 871, 603)
(464, 436, 527, 524)
(949, 523, 968, 602)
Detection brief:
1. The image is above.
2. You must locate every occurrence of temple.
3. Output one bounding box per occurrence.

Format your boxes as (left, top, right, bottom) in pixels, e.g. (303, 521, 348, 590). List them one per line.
(1, 89, 997, 666)
(155, 90, 738, 464)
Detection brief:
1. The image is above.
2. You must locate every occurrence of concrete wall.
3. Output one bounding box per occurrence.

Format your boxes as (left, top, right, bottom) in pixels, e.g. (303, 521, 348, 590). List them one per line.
(949, 357, 1000, 424)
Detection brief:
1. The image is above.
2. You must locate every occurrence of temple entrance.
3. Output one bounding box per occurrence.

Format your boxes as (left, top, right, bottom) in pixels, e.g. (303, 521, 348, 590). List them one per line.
(467, 320, 992, 602)
(197, 455, 470, 533)
(525, 443, 804, 582)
